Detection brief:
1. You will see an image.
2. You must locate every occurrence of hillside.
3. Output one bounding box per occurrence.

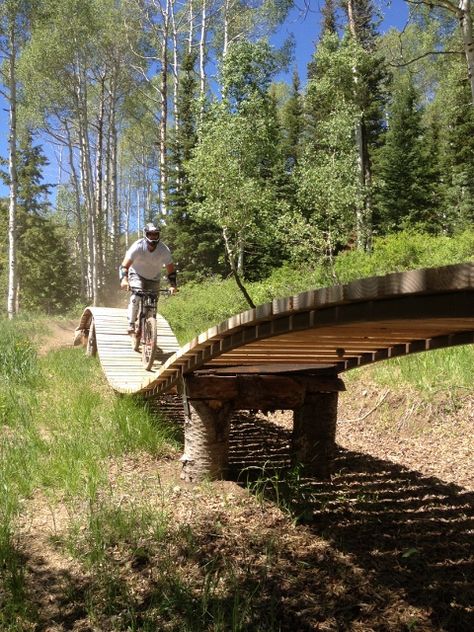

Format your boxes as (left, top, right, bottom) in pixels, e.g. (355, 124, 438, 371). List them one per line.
(9, 325, 472, 631)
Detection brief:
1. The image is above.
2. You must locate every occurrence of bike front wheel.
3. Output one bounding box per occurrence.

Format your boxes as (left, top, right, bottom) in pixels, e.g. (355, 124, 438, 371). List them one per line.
(142, 316, 157, 370)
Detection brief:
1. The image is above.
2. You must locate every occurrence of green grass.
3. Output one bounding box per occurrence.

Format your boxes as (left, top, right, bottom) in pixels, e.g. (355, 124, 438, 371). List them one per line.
(35, 348, 179, 498)
(369, 344, 474, 395)
(0, 318, 179, 629)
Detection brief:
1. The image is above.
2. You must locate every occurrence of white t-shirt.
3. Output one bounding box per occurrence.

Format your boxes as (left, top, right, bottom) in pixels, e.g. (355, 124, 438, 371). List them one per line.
(125, 239, 173, 281)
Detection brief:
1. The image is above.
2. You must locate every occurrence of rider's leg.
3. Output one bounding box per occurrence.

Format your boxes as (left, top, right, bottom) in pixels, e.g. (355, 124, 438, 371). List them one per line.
(127, 271, 144, 331)
(140, 279, 161, 350)
(127, 295, 139, 332)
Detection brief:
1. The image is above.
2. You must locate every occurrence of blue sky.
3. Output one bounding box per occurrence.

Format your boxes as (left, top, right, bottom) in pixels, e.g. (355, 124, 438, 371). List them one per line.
(0, 0, 409, 199)
(273, 0, 408, 82)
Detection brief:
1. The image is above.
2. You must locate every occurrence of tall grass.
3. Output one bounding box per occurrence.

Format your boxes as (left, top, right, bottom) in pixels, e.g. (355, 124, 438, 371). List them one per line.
(0, 318, 180, 628)
(0, 320, 42, 630)
(35, 348, 179, 498)
(369, 345, 474, 394)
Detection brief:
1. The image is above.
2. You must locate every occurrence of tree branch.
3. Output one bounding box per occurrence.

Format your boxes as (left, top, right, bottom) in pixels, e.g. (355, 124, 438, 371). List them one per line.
(404, 0, 459, 15)
(389, 49, 464, 67)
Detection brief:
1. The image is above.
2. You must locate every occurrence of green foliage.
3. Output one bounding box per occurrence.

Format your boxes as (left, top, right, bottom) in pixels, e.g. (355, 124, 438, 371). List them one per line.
(436, 59, 474, 230)
(221, 39, 284, 105)
(0, 318, 39, 386)
(371, 345, 474, 394)
(0, 131, 79, 314)
(187, 41, 286, 282)
(288, 33, 362, 264)
(372, 74, 435, 232)
(160, 279, 248, 345)
(35, 348, 178, 497)
(333, 229, 474, 282)
(161, 230, 474, 344)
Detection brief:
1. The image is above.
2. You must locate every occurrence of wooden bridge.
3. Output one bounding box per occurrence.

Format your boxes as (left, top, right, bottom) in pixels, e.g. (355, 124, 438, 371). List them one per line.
(77, 262, 474, 482)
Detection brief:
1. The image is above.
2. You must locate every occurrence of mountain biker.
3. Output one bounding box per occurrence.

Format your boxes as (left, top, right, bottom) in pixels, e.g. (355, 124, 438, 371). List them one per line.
(119, 222, 177, 334)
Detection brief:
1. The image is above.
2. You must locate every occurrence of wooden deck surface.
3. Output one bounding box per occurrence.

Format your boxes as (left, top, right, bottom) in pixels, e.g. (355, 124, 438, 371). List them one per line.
(77, 263, 474, 396)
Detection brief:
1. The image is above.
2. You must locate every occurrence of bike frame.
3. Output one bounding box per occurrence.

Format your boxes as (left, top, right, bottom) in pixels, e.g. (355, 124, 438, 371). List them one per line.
(132, 290, 158, 370)
(135, 290, 158, 339)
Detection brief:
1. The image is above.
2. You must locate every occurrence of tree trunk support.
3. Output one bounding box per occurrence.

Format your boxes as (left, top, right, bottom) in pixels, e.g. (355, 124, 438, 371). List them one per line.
(292, 391, 339, 478)
(181, 398, 233, 483)
(180, 373, 344, 482)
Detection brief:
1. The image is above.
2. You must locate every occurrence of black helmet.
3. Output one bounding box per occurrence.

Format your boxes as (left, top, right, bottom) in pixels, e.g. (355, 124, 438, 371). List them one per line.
(144, 222, 160, 245)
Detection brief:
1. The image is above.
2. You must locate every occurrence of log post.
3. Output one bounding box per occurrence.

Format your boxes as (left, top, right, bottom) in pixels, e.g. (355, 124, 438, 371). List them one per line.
(291, 390, 339, 478)
(180, 398, 233, 482)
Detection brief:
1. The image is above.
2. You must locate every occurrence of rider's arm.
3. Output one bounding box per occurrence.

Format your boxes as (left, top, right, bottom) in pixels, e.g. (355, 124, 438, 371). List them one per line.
(166, 263, 177, 293)
(120, 257, 133, 289)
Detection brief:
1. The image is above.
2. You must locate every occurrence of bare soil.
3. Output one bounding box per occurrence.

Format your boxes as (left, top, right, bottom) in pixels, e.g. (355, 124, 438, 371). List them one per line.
(15, 326, 473, 631)
(37, 320, 79, 356)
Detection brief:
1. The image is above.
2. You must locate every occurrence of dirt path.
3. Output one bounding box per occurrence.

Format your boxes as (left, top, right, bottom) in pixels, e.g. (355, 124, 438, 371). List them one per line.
(37, 319, 78, 356)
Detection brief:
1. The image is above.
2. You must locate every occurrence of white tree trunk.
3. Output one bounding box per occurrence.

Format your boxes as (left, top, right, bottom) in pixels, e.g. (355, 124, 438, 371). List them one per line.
(223, 0, 229, 56)
(94, 75, 106, 291)
(199, 0, 207, 114)
(76, 61, 98, 304)
(125, 176, 131, 249)
(7, 27, 18, 319)
(347, 0, 372, 251)
(64, 119, 88, 299)
(136, 188, 141, 238)
(188, 0, 194, 53)
(159, 0, 170, 215)
(110, 95, 119, 268)
(171, 0, 179, 131)
(459, 0, 474, 104)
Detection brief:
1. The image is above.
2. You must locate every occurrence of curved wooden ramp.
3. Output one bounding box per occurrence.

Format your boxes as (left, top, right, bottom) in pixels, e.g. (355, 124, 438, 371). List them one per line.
(78, 262, 474, 397)
(77, 307, 180, 393)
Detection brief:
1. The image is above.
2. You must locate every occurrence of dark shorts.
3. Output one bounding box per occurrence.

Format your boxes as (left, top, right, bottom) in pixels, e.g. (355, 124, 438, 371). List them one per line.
(128, 270, 160, 293)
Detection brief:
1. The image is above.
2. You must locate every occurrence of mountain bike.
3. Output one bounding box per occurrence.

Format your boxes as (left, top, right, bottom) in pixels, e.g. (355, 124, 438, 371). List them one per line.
(130, 289, 169, 371)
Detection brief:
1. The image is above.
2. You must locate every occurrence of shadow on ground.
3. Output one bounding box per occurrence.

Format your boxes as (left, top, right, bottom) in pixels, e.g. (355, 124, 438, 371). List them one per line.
(228, 412, 474, 631)
(13, 408, 472, 631)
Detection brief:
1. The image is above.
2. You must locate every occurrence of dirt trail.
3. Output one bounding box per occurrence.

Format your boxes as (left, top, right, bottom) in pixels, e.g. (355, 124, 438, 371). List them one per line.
(38, 319, 79, 356)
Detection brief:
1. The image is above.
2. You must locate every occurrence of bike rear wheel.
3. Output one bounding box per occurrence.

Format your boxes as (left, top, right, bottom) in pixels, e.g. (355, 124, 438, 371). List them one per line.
(142, 316, 157, 370)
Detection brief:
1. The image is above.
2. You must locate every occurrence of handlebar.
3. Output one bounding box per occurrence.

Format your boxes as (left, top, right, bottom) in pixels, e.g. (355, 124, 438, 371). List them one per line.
(129, 288, 175, 297)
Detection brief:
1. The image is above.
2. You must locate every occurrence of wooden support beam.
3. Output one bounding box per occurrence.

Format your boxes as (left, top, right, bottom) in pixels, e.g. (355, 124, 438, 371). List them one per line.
(292, 391, 339, 478)
(180, 373, 346, 482)
(184, 374, 345, 411)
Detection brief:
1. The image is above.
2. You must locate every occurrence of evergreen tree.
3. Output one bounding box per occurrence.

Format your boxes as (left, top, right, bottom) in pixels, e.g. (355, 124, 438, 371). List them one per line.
(437, 61, 474, 230)
(17, 129, 51, 218)
(373, 75, 433, 232)
(346, 0, 389, 249)
(281, 69, 302, 173)
(165, 51, 225, 283)
(322, 0, 338, 36)
(1, 133, 79, 312)
(167, 50, 198, 218)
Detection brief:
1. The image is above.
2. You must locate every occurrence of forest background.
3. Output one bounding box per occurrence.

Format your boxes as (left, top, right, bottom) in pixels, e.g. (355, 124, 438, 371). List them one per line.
(1, 0, 474, 317)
